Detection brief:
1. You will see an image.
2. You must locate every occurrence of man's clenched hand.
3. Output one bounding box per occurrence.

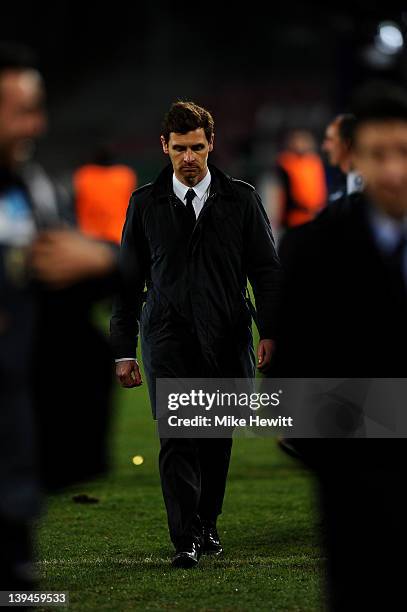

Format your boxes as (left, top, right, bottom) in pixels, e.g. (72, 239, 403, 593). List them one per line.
(257, 339, 274, 372)
(116, 359, 142, 388)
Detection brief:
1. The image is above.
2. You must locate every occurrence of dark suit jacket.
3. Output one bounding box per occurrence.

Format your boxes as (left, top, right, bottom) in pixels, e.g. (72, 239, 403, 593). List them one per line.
(274, 192, 406, 377)
(26, 165, 119, 490)
(0, 163, 118, 492)
(271, 192, 406, 468)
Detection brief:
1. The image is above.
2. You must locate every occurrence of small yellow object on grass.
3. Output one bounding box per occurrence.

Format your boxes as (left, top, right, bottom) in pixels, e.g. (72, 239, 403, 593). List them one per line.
(132, 455, 144, 466)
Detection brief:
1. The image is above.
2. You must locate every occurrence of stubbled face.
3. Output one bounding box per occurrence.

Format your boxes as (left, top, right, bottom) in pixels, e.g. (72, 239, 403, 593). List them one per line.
(0, 69, 47, 168)
(161, 128, 214, 186)
(353, 121, 407, 219)
(322, 121, 348, 167)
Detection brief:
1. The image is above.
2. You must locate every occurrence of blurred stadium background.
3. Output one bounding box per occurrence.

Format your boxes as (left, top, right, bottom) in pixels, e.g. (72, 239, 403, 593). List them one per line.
(4, 5, 407, 183)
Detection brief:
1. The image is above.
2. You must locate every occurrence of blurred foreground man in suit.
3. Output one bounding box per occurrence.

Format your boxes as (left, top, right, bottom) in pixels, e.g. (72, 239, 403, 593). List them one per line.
(0, 43, 117, 589)
(273, 83, 407, 610)
(111, 101, 281, 567)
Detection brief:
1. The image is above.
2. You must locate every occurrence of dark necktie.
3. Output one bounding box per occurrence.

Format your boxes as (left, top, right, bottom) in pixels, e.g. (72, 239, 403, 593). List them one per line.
(185, 188, 197, 223)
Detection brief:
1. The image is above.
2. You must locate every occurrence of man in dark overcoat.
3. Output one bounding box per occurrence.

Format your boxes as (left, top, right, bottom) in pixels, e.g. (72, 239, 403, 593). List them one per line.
(111, 101, 281, 567)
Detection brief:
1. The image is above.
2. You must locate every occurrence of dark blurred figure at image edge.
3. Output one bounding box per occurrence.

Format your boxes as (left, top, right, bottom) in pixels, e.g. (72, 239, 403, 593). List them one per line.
(0, 43, 118, 589)
(110, 101, 281, 568)
(274, 129, 327, 230)
(322, 113, 364, 203)
(272, 82, 407, 611)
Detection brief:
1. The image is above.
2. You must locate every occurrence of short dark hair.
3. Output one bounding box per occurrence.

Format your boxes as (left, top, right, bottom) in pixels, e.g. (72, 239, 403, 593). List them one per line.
(0, 42, 38, 73)
(351, 82, 407, 131)
(336, 113, 356, 147)
(0, 42, 39, 102)
(162, 101, 214, 143)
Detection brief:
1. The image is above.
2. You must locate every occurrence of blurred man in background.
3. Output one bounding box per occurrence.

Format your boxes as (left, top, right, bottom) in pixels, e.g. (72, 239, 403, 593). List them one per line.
(0, 43, 118, 589)
(322, 113, 363, 202)
(274, 129, 327, 230)
(74, 145, 137, 244)
(111, 101, 281, 568)
(272, 82, 407, 611)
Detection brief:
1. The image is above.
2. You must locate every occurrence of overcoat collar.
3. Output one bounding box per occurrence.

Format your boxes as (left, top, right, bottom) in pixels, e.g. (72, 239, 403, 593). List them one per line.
(151, 163, 235, 201)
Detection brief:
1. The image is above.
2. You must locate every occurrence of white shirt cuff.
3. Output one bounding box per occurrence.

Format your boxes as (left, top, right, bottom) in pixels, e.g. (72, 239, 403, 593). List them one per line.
(115, 358, 137, 362)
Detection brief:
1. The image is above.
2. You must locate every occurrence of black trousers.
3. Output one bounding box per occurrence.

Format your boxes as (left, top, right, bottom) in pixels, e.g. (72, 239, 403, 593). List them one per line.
(291, 439, 403, 611)
(159, 437, 233, 548)
(0, 517, 35, 590)
(319, 466, 401, 611)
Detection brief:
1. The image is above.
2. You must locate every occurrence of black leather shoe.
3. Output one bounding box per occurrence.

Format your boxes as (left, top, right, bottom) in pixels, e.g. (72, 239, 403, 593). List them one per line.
(172, 539, 201, 568)
(202, 521, 223, 555)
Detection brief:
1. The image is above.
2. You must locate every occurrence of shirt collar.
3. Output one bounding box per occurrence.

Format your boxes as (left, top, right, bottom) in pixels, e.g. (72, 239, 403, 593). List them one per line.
(172, 169, 211, 203)
(347, 171, 364, 195)
(369, 205, 407, 253)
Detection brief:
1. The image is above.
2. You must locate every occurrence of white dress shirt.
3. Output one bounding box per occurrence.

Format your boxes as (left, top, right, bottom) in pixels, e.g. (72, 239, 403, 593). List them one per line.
(172, 170, 211, 218)
(116, 169, 212, 363)
(347, 171, 364, 195)
(370, 206, 407, 285)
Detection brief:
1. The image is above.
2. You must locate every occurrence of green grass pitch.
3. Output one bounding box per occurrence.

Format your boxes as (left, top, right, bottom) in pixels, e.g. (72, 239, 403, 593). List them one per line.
(36, 322, 326, 611)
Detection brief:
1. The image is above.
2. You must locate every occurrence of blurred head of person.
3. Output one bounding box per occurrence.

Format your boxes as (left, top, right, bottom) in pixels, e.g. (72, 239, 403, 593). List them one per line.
(352, 82, 407, 220)
(160, 100, 214, 186)
(0, 43, 46, 169)
(91, 143, 116, 166)
(322, 114, 356, 173)
(284, 129, 317, 156)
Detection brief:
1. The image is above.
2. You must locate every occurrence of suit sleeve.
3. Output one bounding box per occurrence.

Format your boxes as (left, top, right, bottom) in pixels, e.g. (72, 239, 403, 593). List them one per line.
(110, 193, 148, 359)
(245, 190, 282, 340)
